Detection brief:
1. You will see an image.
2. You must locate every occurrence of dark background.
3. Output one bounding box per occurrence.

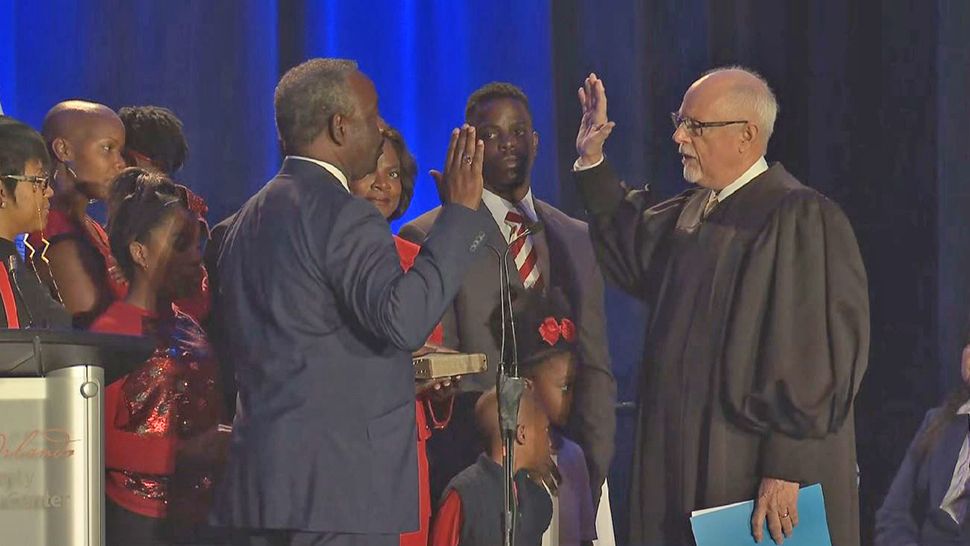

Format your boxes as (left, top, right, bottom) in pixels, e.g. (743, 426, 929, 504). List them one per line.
(3, 1, 968, 543)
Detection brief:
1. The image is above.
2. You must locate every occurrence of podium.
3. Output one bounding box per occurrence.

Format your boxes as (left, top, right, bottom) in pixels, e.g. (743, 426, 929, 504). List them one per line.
(0, 330, 154, 546)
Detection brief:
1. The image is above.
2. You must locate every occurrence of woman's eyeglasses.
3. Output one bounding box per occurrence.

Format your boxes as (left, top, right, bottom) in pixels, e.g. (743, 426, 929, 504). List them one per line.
(0, 174, 52, 192)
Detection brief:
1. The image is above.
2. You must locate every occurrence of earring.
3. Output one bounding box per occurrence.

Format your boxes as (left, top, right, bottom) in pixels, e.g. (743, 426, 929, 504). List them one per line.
(1, 201, 6, 208)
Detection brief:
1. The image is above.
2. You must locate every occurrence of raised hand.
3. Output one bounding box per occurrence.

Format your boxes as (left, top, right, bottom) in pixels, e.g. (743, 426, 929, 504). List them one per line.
(431, 125, 484, 210)
(576, 73, 616, 168)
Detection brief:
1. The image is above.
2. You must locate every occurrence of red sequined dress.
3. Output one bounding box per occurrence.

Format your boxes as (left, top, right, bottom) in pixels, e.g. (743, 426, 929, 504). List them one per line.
(90, 300, 223, 519)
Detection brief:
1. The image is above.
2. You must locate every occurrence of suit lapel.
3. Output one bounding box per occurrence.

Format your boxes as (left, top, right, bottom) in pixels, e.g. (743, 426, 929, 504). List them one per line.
(535, 200, 573, 296)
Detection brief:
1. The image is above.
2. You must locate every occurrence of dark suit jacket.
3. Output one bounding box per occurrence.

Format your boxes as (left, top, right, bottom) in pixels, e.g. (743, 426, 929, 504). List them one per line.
(876, 408, 970, 545)
(210, 157, 489, 534)
(399, 199, 616, 500)
(203, 212, 236, 418)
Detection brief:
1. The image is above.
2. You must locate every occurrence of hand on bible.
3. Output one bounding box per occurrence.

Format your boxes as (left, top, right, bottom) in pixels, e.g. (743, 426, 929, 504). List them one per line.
(751, 477, 799, 544)
(431, 125, 484, 211)
(575, 73, 616, 168)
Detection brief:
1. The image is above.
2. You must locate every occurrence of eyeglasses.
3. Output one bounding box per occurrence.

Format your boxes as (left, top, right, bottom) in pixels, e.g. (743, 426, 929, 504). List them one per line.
(670, 112, 748, 137)
(0, 174, 52, 192)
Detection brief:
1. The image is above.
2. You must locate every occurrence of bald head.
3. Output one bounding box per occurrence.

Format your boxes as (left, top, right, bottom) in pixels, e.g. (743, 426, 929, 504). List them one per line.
(43, 100, 122, 143)
(43, 100, 126, 201)
(689, 67, 778, 147)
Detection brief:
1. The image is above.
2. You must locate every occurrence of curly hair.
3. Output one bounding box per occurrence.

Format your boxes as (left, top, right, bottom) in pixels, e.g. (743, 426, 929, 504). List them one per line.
(274, 58, 358, 154)
(380, 125, 417, 221)
(118, 106, 189, 175)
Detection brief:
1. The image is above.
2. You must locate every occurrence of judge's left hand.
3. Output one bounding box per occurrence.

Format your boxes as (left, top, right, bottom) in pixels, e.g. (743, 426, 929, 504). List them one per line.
(751, 477, 799, 544)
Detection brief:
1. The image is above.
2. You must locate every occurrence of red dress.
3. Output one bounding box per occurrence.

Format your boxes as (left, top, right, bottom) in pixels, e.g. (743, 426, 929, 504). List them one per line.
(27, 209, 129, 305)
(395, 236, 452, 546)
(91, 300, 223, 519)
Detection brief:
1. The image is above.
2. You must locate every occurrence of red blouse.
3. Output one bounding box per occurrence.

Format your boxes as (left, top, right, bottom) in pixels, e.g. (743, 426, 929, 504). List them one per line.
(91, 300, 223, 519)
(27, 209, 128, 302)
(395, 235, 452, 546)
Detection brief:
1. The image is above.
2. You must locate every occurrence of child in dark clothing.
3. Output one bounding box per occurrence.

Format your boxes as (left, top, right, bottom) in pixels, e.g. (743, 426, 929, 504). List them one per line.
(431, 387, 553, 546)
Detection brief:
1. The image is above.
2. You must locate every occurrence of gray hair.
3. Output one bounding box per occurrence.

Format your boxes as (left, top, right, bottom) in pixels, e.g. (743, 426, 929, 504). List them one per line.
(274, 58, 359, 153)
(704, 65, 779, 142)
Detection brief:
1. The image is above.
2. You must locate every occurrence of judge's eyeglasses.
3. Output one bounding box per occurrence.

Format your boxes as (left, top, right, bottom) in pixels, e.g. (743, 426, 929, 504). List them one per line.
(670, 112, 748, 137)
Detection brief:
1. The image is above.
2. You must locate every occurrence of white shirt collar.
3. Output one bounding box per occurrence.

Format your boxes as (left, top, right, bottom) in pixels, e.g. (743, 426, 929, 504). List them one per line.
(286, 155, 350, 193)
(957, 400, 970, 415)
(711, 156, 769, 203)
(481, 188, 538, 242)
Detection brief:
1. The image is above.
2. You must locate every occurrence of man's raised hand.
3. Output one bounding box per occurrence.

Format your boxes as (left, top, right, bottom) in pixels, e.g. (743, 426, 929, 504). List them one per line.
(576, 73, 616, 168)
(431, 125, 484, 210)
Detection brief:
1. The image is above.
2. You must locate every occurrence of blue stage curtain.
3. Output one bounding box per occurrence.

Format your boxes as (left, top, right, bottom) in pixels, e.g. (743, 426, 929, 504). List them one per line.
(4, 2, 970, 543)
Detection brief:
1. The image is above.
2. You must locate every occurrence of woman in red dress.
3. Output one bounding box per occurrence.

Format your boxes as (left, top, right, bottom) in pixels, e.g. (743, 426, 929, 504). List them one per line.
(27, 101, 128, 327)
(90, 168, 228, 545)
(349, 125, 457, 546)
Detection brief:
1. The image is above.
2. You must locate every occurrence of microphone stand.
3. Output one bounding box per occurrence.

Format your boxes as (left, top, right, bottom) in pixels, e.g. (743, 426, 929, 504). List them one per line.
(493, 220, 543, 546)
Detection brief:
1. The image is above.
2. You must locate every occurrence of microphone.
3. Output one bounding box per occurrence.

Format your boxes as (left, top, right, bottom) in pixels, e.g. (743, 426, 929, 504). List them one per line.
(7, 256, 33, 328)
(490, 217, 543, 546)
(495, 220, 543, 375)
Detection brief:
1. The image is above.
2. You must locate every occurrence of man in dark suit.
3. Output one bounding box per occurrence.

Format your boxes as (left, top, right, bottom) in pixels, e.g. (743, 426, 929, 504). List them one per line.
(211, 58, 490, 546)
(400, 82, 616, 508)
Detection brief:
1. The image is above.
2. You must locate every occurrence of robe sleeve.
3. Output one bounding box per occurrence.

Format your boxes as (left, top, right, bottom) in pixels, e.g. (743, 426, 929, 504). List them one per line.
(719, 190, 869, 480)
(574, 160, 692, 300)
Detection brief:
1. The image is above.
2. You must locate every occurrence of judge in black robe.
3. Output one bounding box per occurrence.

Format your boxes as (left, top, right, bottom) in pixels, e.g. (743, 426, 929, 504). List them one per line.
(572, 71, 870, 546)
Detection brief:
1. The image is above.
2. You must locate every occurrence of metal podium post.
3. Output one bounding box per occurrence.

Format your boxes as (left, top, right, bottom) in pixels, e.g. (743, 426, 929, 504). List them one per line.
(0, 331, 152, 546)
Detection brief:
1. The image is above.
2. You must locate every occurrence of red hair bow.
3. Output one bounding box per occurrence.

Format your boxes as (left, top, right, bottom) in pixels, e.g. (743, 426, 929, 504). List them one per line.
(538, 317, 577, 346)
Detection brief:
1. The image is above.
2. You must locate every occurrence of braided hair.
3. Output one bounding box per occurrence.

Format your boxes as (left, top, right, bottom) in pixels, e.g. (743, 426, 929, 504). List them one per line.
(107, 167, 187, 281)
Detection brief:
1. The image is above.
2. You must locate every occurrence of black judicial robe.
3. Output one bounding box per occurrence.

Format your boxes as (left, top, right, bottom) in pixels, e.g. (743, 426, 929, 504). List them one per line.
(575, 161, 869, 546)
(0, 238, 70, 329)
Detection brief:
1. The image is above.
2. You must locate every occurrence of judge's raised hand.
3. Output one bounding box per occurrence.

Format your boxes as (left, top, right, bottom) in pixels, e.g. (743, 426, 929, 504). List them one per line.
(431, 124, 484, 211)
(751, 477, 799, 544)
(575, 73, 617, 168)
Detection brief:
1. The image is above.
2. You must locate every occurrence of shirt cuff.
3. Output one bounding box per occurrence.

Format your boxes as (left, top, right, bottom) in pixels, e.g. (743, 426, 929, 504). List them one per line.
(573, 156, 605, 172)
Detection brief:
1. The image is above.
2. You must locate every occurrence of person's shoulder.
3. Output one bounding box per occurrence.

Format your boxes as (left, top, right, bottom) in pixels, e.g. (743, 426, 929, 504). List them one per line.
(535, 199, 588, 234)
(757, 164, 851, 222)
(89, 301, 145, 336)
(32, 209, 81, 243)
(405, 206, 444, 230)
(398, 206, 443, 242)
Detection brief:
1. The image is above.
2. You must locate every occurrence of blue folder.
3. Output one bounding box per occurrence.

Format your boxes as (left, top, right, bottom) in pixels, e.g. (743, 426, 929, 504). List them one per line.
(690, 483, 831, 546)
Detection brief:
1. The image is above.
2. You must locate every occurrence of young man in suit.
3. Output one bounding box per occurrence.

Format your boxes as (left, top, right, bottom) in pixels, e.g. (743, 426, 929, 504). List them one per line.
(211, 58, 490, 546)
(400, 83, 616, 509)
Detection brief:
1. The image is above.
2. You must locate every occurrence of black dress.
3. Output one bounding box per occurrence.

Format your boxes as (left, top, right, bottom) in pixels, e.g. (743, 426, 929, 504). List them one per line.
(0, 237, 71, 329)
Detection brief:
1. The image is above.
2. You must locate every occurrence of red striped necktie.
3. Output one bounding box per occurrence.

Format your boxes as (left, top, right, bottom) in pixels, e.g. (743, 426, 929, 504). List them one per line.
(504, 209, 544, 290)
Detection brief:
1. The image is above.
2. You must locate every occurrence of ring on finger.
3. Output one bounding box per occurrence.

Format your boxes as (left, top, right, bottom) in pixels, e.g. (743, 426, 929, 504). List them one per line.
(462, 155, 473, 165)
(781, 511, 791, 519)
